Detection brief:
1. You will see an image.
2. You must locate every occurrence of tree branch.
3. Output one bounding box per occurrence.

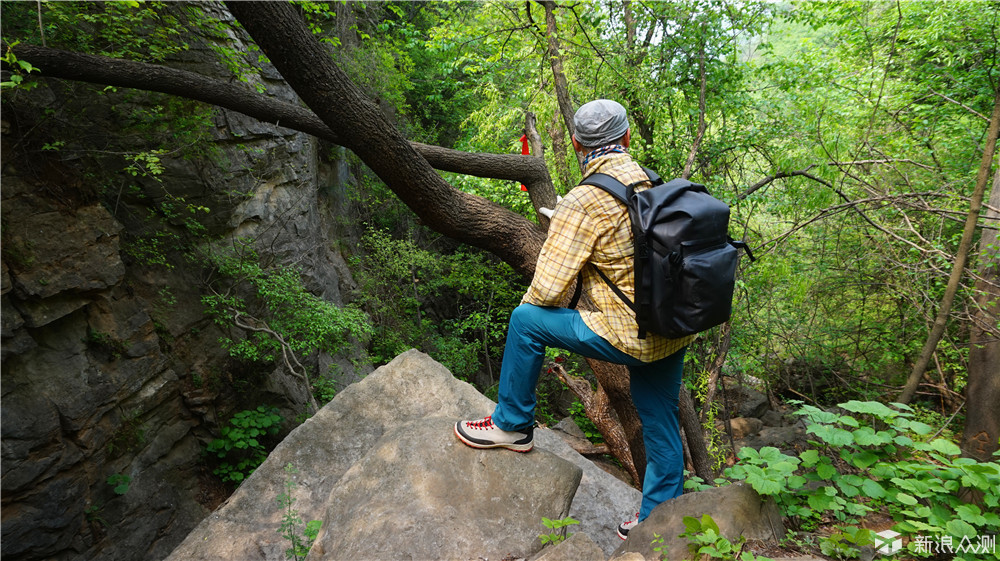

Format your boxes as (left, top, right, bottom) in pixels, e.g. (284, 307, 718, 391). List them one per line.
(4, 42, 553, 191)
(682, 29, 707, 180)
(231, 310, 321, 413)
(931, 90, 991, 122)
(553, 363, 639, 484)
(737, 165, 819, 200)
(538, 0, 583, 170)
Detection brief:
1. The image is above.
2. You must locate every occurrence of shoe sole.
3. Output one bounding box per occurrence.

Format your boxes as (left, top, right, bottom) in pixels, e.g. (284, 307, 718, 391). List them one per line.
(453, 423, 533, 453)
(617, 529, 628, 540)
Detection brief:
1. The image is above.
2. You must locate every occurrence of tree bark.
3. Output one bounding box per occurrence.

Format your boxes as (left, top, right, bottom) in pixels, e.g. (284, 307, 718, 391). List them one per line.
(523, 111, 556, 229)
(679, 388, 714, 482)
(619, 0, 656, 149)
(898, 91, 1000, 404)
(548, 111, 573, 188)
(554, 364, 640, 484)
(963, 168, 1000, 462)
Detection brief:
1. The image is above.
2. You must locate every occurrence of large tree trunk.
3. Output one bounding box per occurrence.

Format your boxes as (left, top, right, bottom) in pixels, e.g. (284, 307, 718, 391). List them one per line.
(538, 0, 582, 169)
(898, 91, 1000, 404)
(963, 168, 1000, 462)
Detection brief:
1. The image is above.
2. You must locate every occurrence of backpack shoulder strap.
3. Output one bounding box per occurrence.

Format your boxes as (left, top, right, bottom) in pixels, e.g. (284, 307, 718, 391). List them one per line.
(579, 173, 629, 203)
(640, 166, 663, 185)
(577, 171, 650, 338)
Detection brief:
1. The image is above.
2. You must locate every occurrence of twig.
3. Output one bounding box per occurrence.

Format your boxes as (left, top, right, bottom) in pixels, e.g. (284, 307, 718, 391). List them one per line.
(232, 310, 320, 413)
(932, 91, 990, 122)
(931, 399, 967, 440)
(682, 29, 707, 180)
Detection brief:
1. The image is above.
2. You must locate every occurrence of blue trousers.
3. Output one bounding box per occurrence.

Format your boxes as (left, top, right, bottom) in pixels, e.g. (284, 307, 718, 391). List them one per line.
(491, 303, 686, 520)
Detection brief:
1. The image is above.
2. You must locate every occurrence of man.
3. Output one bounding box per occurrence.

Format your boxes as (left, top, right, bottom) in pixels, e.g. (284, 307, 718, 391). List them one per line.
(454, 99, 695, 539)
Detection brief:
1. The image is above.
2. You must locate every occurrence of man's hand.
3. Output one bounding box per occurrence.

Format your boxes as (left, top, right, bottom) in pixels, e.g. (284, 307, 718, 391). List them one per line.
(539, 195, 563, 219)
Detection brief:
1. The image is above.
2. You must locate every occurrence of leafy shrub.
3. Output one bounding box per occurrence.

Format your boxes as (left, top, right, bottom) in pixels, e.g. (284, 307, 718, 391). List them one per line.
(351, 227, 522, 372)
(539, 516, 579, 546)
(721, 401, 1000, 560)
(205, 406, 283, 483)
(677, 514, 771, 561)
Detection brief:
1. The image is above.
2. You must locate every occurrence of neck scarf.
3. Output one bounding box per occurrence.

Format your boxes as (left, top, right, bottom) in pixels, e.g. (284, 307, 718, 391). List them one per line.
(582, 144, 627, 167)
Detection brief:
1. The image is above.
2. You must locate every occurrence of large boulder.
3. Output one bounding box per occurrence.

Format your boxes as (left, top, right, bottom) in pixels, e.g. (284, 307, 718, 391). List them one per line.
(530, 531, 606, 561)
(166, 350, 641, 561)
(611, 483, 785, 561)
(309, 416, 581, 561)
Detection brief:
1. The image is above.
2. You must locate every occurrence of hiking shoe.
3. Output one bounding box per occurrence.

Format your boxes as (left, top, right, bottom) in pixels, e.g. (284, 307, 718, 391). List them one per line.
(617, 512, 639, 540)
(454, 416, 533, 452)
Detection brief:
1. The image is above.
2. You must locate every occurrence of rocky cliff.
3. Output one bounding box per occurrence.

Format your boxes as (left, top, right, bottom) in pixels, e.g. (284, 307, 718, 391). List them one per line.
(1, 6, 367, 559)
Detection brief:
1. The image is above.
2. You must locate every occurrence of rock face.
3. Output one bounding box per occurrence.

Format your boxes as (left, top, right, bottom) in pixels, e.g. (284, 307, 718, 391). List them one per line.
(165, 350, 644, 561)
(0, 5, 366, 559)
(314, 416, 581, 561)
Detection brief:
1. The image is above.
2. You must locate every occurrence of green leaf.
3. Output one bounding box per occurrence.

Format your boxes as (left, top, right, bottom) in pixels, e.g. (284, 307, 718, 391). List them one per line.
(839, 400, 897, 419)
(928, 438, 961, 456)
(816, 462, 839, 480)
(682, 515, 702, 533)
(954, 504, 986, 525)
(800, 449, 820, 466)
(851, 450, 881, 469)
(808, 492, 836, 511)
(945, 519, 977, 538)
(895, 492, 919, 506)
(862, 479, 885, 499)
(788, 475, 807, 489)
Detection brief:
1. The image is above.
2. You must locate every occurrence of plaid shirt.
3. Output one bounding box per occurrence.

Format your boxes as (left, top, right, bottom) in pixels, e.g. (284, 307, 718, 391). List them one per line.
(522, 151, 695, 361)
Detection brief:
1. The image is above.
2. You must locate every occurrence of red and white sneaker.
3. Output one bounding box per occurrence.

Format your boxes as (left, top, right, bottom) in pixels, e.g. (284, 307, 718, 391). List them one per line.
(454, 416, 534, 452)
(617, 512, 639, 540)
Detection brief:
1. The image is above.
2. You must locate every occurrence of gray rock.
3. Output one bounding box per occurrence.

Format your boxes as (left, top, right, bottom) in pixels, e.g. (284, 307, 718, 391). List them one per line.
(4, 203, 124, 302)
(608, 554, 645, 561)
(165, 350, 643, 561)
(722, 381, 770, 419)
(310, 416, 581, 561)
(531, 531, 606, 561)
(760, 409, 786, 427)
(717, 417, 764, 440)
(741, 423, 810, 453)
(164, 350, 496, 561)
(612, 483, 784, 561)
(535, 429, 641, 557)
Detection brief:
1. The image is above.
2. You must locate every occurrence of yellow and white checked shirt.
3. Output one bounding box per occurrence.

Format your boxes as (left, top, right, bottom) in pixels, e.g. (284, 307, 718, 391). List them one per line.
(522, 152, 695, 362)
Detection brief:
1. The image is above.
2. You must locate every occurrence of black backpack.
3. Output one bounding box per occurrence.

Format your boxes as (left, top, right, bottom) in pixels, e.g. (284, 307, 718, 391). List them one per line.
(579, 167, 754, 339)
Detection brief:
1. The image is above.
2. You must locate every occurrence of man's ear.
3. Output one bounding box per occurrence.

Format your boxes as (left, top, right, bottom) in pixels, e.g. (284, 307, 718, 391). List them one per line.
(622, 129, 631, 149)
(571, 134, 583, 153)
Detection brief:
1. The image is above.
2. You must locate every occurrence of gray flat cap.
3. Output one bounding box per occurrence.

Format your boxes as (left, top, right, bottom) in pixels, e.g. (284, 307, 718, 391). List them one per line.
(573, 99, 630, 148)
